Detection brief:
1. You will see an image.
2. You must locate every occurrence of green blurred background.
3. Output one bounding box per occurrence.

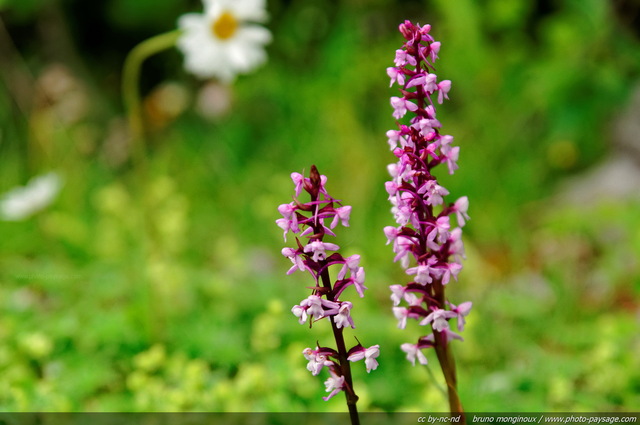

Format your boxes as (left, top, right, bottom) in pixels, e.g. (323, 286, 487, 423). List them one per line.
(1, 0, 639, 412)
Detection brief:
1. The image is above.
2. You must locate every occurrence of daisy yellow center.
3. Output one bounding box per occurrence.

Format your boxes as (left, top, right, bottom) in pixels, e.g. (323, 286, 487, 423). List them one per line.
(211, 11, 238, 40)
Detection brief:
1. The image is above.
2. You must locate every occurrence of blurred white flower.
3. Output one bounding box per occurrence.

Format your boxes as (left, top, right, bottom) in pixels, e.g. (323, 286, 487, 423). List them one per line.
(0, 172, 62, 221)
(195, 81, 233, 120)
(177, 0, 271, 82)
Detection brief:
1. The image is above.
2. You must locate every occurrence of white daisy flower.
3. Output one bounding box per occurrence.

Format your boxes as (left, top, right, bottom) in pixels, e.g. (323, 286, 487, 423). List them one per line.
(0, 172, 63, 221)
(177, 0, 271, 82)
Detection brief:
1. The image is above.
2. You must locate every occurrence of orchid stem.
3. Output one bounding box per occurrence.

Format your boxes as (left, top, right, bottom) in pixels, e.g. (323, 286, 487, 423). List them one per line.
(320, 267, 360, 425)
(433, 282, 466, 423)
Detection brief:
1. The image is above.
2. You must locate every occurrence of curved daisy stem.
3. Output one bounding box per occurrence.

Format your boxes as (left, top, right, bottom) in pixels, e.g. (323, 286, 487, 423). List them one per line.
(121, 29, 181, 169)
(121, 29, 181, 343)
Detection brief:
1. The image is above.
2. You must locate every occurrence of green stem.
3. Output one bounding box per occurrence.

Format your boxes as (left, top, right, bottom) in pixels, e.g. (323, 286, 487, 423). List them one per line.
(424, 362, 448, 400)
(121, 29, 181, 166)
(121, 30, 180, 342)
